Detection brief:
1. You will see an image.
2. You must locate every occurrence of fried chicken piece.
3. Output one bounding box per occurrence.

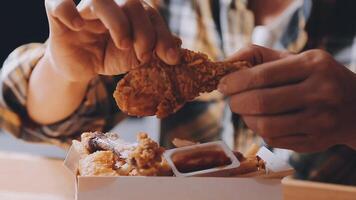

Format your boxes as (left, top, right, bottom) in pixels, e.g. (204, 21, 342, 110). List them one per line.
(77, 132, 171, 176)
(78, 151, 119, 176)
(128, 133, 170, 176)
(114, 49, 251, 118)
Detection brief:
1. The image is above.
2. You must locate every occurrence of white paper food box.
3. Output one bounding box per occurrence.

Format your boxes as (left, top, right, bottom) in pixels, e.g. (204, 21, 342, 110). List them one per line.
(64, 145, 293, 200)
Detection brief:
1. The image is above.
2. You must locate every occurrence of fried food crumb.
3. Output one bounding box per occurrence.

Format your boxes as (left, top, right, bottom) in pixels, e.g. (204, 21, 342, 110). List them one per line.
(76, 132, 171, 176)
(79, 151, 118, 176)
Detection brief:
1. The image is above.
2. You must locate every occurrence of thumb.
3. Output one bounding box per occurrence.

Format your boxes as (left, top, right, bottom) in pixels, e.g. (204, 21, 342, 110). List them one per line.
(226, 44, 292, 66)
(45, 0, 84, 35)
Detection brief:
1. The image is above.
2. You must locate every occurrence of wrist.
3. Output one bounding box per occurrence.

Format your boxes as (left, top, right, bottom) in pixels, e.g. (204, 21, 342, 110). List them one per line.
(44, 47, 95, 84)
(36, 51, 91, 94)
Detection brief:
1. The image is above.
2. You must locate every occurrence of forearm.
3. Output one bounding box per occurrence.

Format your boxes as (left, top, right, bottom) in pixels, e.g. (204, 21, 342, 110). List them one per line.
(27, 51, 90, 125)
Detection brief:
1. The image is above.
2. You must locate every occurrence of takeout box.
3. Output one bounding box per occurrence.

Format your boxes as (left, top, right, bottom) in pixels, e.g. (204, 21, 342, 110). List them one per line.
(64, 144, 293, 200)
(282, 176, 356, 200)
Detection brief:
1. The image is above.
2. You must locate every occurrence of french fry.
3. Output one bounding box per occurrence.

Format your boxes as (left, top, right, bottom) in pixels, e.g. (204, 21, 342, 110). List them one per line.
(231, 156, 265, 176)
(245, 143, 260, 157)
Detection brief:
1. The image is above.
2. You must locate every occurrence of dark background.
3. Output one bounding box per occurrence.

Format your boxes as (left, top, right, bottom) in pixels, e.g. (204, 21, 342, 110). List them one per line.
(0, 1, 48, 64)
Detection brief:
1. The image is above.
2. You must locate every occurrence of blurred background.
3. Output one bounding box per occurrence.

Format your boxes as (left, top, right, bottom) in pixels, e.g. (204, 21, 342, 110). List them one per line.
(0, 2, 48, 64)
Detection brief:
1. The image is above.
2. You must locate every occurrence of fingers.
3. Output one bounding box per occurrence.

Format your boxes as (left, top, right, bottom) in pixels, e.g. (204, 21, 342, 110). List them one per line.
(242, 109, 337, 152)
(264, 135, 313, 152)
(89, 0, 132, 49)
(123, 0, 156, 63)
(81, 19, 107, 34)
(229, 83, 307, 115)
(265, 133, 330, 153)
(225, 44, 289, 65)
(144, 4, 180, 65)
(45, 0, 84, 33)
(242, 111, 308, 138)
(219, 54, 312, 95)
(48, 0, 177, 65)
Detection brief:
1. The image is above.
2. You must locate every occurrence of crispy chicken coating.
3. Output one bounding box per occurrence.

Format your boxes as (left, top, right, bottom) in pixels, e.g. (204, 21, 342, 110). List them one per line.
(114, 49, 251, 118)
(78, 151, 119, 176)
(76, 132, 171, 176)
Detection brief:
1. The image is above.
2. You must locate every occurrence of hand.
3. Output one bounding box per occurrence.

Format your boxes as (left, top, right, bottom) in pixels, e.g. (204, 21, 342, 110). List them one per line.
(45, 0, 180, 83)
(218, 45, 356, 152)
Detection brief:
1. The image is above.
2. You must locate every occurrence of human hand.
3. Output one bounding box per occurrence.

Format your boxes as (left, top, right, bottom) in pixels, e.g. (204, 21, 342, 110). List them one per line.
(218, 45, 356, 152)
(44, 0, 180, 83)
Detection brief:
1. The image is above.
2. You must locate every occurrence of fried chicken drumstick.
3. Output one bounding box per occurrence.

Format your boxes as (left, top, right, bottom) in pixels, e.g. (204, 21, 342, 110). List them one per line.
(114, 49, 251, 118)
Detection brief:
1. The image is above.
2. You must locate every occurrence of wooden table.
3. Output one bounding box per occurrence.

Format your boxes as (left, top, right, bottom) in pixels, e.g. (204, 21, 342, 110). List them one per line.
(0, 151, 74, 200)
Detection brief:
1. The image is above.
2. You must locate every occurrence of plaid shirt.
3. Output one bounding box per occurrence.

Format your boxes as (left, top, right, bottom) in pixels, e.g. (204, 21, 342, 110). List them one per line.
(1, 0, 355, 185)
(2, 0, 294, 149)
